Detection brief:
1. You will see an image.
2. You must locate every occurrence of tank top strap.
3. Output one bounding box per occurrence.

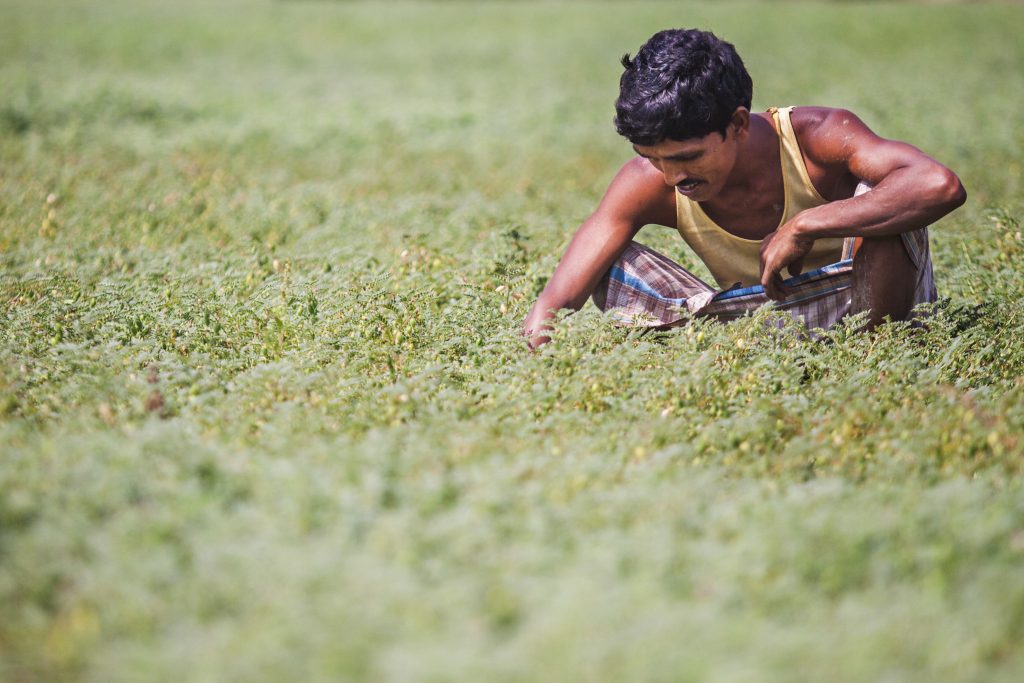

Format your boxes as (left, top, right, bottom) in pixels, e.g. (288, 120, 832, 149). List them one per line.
(676, 190, 699, 232)
(772, 107, 827, 213)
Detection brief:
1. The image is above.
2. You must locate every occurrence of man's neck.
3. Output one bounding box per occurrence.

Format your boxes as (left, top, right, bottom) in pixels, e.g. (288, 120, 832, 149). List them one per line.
(697, 112, 785, 238)
(720, 113, 779, 197)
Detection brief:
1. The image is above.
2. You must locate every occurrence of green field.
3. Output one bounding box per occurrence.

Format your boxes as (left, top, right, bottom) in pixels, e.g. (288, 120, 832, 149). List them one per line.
(2, 1, 1024, 680)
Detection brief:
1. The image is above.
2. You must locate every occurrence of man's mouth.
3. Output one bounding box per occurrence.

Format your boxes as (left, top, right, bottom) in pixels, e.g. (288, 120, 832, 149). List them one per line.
(676, 179, 704, 194)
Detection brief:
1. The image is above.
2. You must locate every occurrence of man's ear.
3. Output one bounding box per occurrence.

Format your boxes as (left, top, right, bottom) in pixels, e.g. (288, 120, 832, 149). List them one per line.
(729, 107, 750, 139)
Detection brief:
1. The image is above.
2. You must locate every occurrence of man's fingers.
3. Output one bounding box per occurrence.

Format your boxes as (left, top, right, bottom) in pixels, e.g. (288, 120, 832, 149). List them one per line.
(771, 274, 789, 300)
(787, 257, 804, 278)
(761, 271, 777, 300)
(759, 233, 796, 300)
(761, 260, 776, 299)
(761, 267, 790, 301)
(759, 231, 776, 272)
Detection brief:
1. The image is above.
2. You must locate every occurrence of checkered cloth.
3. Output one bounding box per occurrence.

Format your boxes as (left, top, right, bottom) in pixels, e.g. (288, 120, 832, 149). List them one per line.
(591, 228, 936, 331)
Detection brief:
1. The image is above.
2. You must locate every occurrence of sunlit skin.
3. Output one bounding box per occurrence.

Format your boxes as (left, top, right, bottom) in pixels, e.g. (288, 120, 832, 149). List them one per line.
(522, 106, 966, 347)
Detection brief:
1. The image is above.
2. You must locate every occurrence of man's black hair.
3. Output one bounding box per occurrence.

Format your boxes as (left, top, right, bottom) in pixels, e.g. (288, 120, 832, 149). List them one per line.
(614, 29, 753, 146)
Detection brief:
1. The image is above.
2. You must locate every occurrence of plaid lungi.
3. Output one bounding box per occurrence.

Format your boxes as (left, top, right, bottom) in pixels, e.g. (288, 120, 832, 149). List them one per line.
(591, 228, 936, 331)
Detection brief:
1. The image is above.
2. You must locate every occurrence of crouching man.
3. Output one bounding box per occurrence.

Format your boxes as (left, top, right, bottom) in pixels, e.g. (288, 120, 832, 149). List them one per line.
(522, 28, 966, 348)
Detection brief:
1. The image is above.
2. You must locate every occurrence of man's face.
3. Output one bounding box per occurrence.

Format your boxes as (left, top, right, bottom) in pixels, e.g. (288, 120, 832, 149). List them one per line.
(633, 119, 744, 203)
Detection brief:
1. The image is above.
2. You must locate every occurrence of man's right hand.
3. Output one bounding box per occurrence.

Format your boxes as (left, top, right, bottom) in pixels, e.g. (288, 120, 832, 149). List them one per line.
(519, 157, 677, 347)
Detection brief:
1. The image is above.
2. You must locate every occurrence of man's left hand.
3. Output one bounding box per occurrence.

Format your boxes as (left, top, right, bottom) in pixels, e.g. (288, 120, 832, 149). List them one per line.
(759, 226, 815, 301)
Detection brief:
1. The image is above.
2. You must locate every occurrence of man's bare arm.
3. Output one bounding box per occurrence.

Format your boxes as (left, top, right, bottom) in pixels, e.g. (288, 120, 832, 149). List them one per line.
(522, 158, 674, 347)
(760, 108, 966, 299)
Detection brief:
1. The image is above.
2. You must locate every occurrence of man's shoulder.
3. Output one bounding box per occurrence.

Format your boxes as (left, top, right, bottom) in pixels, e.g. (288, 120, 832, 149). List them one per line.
(786, 106, 882, 169)
(607, 155, 675, 201)
(598, 156, 677, 229)
(788, 106, 865, 139)
(618, 154, 668, 183)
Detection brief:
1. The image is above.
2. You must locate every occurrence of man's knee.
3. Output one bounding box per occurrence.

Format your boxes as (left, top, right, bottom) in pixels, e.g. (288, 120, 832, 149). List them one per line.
(851, 234, 918, 328)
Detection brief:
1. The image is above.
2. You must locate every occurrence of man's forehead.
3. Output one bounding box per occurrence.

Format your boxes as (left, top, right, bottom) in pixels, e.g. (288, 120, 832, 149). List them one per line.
(633, 136, 713, 156)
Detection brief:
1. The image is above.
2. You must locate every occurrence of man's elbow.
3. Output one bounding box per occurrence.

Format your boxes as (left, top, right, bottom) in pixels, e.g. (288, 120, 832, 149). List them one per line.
(929, 166, 967, 213)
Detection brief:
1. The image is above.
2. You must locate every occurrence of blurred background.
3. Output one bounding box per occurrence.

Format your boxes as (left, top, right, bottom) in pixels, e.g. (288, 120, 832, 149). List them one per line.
(3, 3, 1024, 682)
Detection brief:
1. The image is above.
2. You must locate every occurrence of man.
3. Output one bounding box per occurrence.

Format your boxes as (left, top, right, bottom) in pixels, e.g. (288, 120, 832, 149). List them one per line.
(522, 28, 966, 348)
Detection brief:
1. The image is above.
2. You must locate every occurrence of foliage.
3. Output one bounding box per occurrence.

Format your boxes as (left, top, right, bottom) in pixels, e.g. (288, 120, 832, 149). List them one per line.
(1, 1, 1023, 681)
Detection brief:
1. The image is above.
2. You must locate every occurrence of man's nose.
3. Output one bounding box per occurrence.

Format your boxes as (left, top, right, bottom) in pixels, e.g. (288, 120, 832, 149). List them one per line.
(661, 162, 686, 187)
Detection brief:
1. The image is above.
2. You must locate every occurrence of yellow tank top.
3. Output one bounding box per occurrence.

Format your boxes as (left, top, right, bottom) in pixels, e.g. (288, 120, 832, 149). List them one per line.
(675, 106, 846, 289)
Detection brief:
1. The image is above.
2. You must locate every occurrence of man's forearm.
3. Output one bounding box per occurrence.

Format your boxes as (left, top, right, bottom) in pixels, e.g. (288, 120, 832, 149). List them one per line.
(521, 224, 630, 348)
(792, 166, 966, 241)
(516, 158, 666, 348)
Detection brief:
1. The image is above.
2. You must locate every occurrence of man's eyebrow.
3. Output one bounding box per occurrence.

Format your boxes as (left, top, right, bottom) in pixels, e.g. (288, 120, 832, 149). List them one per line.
(632, 147, 703, 160)
(667, 150, 702, 160)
